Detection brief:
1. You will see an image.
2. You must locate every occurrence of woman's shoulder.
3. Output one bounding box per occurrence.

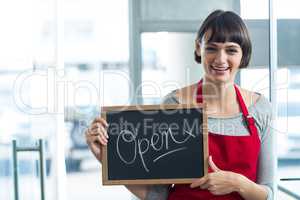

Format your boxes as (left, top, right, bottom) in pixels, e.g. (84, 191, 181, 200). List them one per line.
(238, 87, 260, 106)
(238, 87, 272, 116)
(161, 90, 179, 104)
(237, 88, 273, 141)
(251, 94, 272, 116)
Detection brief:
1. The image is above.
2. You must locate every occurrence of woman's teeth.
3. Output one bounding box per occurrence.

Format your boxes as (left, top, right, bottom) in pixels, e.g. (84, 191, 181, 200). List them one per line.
(211, 66, 229, 71)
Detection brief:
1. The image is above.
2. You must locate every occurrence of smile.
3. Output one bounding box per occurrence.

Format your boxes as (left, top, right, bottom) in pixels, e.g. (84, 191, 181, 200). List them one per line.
(210, 66, 230, 71)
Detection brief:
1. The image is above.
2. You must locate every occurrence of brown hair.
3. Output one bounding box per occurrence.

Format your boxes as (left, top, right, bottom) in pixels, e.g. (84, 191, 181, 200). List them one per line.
(194, 10, 252, 68)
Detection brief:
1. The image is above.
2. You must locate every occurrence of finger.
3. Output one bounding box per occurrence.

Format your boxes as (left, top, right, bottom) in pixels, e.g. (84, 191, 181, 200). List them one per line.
(92, 116, 102, 123)
(90, 122, 101, 131)
(90, 123, 108, 136)
(97, 125, 109, 139)
(200, 179, 213, 190)
(209, 156, 220, 172)
(86, 127, 98, 137)
(210, 190, 223, 196)
(90, 139, 101, 152)
(88, 134, 107, 146)
(93, 117, 109, 128)
(86, 134, 98, 144)
(209, 187, 228, 196)
(98, 133, 108, 144)
(89, 124, 109, 139)
(207, 184, 217, 191)
(99, 125, 109, 138)
(190, 176, 208, 188)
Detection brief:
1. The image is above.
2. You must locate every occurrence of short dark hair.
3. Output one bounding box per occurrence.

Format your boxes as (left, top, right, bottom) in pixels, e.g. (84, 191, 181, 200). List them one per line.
(194, 10, 252, 68)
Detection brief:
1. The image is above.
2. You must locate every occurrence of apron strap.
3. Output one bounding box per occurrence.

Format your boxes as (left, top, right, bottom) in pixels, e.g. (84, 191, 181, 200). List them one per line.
(234, 85, 258, 135)
(196, 79, 204, 103)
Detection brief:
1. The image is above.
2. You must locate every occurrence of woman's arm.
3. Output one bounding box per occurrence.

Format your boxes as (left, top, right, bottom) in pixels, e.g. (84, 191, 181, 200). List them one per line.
(253, 95, 275, 200)
(236, 174, 268, 200)
(236, 96, 274, 200)
(190, 156, 268, 200)
(125, 185, 148, 200)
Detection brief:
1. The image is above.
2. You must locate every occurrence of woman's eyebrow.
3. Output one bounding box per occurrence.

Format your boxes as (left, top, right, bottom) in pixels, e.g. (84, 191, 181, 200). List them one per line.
(206, 43, 218, 46)
(205, 43, 240, 48)
(226, 45, 239, 48)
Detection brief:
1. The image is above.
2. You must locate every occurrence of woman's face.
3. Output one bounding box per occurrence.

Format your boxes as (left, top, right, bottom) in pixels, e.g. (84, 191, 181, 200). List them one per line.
(195, 32, 243, 84)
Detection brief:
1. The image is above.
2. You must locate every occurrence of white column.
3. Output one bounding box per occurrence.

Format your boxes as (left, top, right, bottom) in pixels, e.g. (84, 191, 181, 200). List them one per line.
(51, 0, 67, 198)
(269, 0, 278, 199)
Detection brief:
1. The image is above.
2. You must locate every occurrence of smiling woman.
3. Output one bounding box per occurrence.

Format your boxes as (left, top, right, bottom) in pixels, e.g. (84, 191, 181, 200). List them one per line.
(85, 9, 274, 200)
(165, 10, 274, 200)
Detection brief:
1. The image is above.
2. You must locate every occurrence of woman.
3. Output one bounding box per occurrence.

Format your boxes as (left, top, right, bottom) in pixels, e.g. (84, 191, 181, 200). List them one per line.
(85, 10, 274, 200)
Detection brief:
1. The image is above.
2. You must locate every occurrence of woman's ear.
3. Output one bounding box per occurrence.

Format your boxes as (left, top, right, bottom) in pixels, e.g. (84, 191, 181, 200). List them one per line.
(194, 39, 202, 63)
(195, 40, 201, 54)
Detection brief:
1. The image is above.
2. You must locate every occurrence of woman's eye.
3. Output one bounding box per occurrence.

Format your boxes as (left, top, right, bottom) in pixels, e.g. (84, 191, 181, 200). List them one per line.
(205, 47, 217, 52)
(226, 49, 238, 54)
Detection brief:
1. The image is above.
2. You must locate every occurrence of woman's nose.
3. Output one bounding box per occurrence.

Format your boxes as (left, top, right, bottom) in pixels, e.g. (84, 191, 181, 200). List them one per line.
(214, 49, 227, 64)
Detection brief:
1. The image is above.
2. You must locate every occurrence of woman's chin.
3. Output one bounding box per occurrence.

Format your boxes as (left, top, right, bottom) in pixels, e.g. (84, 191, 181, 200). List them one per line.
(207, 75, 232, 84)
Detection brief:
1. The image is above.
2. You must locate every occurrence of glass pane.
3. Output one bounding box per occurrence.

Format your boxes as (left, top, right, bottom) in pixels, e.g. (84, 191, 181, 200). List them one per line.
(63, 0, 132, 199)
(0, 0, 55, 199)
(239, 2, 270, 105)
(276, 0, 300, 196)
(240, 0, 270, 97)
(240, 0, 268, 19)
(0, 0, 56, 71)
(141, 32, 203, 104)
(141, 0, 239, 21)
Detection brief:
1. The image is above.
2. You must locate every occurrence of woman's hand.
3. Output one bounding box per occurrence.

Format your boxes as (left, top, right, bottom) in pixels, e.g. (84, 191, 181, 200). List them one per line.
(85, 117, 109, 163)
(190, 156, 244, 195)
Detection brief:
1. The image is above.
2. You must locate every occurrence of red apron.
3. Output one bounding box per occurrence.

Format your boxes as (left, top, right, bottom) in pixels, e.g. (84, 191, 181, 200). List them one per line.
(167, 80, 261, 200)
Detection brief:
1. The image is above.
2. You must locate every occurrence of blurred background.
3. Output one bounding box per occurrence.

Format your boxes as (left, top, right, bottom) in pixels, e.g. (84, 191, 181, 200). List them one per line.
(0, 0, 299, 199)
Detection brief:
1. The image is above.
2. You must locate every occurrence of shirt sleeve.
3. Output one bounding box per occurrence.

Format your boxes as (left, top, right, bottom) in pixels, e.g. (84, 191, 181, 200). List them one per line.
(161, 91, 179, 104)
(252, 95, 275, 200)
(145, 185, 169, 200)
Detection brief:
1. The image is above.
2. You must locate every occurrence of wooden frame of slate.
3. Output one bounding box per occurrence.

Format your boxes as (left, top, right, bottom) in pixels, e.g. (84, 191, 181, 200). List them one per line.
(101, 103, 208, 185)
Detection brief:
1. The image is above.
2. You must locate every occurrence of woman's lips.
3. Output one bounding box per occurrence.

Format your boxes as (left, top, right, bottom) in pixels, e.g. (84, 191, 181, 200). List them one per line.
(210, 65, 230, 71)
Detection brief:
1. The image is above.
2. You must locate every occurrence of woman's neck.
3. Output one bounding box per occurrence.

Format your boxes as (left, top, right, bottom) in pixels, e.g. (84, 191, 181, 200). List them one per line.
(202, 78, 238, 116)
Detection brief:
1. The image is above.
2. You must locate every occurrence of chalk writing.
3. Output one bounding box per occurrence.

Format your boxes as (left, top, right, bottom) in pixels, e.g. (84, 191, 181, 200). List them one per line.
(116, 124, 196, 172)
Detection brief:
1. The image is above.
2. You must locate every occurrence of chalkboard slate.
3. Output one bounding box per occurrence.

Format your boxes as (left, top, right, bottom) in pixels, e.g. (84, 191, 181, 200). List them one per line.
(101, 104, 208, 185)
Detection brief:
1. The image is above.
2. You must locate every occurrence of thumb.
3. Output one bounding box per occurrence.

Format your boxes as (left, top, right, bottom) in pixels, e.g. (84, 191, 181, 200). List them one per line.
(209, 156, 220, 172)
(90, 142, 103, 163)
